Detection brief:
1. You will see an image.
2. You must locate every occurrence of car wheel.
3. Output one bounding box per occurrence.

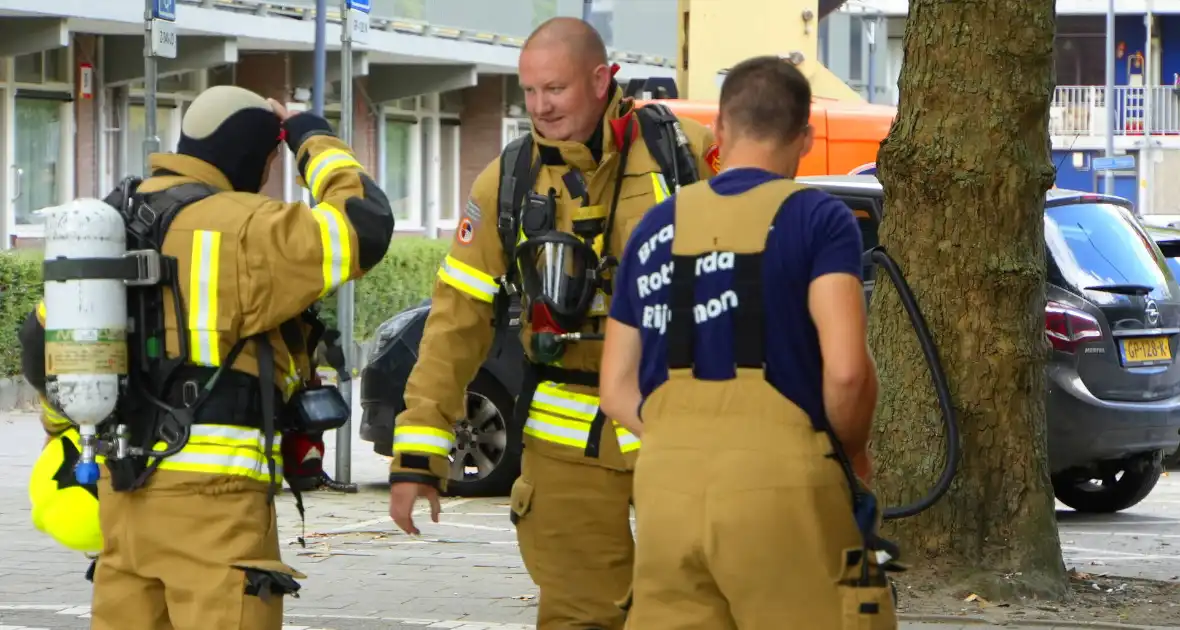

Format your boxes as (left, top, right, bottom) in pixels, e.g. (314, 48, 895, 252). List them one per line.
(1052, 457, 1163, 513)
(443, 371, 522, 498)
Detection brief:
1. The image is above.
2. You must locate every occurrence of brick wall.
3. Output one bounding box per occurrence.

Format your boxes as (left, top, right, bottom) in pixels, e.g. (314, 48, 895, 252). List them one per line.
(235, 52, 291, 199)
(459, 74, 505, 208)
(73, 34, 99, 198)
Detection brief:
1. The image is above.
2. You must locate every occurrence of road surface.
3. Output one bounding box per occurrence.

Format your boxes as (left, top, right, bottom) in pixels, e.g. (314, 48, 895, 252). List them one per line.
(2, 389, 1178, 629)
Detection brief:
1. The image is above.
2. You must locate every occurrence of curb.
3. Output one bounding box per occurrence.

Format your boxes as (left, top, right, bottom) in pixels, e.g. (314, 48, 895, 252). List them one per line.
(0, 377, 38, 413)
(900, 613, 1175, 629)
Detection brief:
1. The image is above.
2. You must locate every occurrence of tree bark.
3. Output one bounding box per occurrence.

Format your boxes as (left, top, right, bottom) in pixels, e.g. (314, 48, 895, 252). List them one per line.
(869, 0, 1067, 598)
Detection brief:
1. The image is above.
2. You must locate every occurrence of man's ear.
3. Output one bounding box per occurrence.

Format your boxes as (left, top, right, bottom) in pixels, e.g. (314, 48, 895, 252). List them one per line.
(593, 64, 613, 99)
(801, 124, 815, 158)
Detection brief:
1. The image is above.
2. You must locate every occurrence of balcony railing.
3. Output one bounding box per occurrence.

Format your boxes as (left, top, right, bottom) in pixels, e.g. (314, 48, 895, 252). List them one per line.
(1052, 85, 1180, 137)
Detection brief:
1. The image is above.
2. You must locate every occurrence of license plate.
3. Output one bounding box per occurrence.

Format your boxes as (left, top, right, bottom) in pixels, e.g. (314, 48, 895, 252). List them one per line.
(1120, 336, 1173, 365)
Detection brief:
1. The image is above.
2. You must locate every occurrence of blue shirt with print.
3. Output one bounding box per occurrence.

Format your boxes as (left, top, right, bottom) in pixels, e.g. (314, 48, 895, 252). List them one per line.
(609, 167, 864, 430)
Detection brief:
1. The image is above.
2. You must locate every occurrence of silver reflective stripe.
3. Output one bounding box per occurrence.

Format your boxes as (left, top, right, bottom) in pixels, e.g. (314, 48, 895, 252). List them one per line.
(525, 417, 591, 442)
(440, 257, 499, 299)
(394, 432, 454, 451)
(309, 152, 356, 201)
(311, 203, 349, 297)
(531, 389, 599, 418)
(189, 230, 221, 367)
(188, 424, 282, 448)
(158, 451, 278, 476)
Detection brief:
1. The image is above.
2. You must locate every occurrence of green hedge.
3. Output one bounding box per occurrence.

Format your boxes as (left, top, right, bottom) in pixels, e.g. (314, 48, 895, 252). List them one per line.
(0, 238, 451, 377)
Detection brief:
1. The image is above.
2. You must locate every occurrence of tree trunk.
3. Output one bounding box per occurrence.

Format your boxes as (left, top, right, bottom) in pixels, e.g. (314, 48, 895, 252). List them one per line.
(869, 0, 1067, 598)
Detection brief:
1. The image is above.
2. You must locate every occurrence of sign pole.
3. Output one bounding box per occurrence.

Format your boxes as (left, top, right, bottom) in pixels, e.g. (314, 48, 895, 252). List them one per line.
(144, 0, 177, 176)
(1104, 0, 1116, 194)
(334, 0, 368, 485)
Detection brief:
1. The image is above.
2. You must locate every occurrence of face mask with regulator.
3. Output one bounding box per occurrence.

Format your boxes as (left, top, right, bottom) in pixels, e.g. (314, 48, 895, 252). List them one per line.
(512, 170, 615, 364)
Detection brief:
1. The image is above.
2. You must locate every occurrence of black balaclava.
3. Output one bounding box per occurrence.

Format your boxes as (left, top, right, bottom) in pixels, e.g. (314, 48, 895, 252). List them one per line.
(175, 85, 281, 193)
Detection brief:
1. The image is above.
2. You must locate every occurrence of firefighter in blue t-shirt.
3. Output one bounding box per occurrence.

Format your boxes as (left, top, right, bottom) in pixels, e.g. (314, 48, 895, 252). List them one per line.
(600, 56, 896, 628)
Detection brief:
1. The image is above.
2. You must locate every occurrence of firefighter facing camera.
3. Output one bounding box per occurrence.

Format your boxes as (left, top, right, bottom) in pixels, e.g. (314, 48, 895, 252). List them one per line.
(23, 84, 394, 629)
(388, 16, 719, 630)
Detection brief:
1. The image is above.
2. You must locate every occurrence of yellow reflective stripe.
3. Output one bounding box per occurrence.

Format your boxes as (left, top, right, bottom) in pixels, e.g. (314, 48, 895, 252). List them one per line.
(651, 172, 670, 203)
(393, 426, 455, 457)
(615, 424, 641, 453)
(311, 202, 352, 297)
(306, 148, 363, 202)
(36, 299, 46, 325)
(524, 411, 591, 448)
(40, 397, 72, 430)
(531, 382, 599, 421)
(151, 425, 282, 482)
(284, 355, 300, 397)
(188, 230, 222, 367)
(437, 255, 499, 303)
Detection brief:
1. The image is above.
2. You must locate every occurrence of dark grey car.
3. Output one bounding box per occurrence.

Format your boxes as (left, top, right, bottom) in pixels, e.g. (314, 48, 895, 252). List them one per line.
(800, 176, 1180, 513)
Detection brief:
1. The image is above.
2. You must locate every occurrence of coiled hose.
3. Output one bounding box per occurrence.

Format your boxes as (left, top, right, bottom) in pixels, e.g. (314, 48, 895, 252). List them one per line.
(864, 245, 962, 520)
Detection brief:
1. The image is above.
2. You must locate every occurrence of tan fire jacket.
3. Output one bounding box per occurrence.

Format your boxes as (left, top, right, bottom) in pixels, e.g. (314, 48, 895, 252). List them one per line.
(22, 114, 394, 482)
(390, 86, 717, 490)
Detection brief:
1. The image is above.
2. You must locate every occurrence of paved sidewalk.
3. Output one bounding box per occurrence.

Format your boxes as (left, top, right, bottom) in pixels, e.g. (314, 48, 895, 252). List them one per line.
(0, 605, 1173, 630)
(3, 393, 1179, 630)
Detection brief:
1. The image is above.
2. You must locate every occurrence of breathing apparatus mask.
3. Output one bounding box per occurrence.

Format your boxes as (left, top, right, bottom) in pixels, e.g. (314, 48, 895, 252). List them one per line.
(512, 184, 615, 364)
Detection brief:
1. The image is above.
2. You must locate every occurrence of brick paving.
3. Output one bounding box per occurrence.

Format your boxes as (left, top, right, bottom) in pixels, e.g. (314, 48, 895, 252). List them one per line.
(2, 399, 1177, 630)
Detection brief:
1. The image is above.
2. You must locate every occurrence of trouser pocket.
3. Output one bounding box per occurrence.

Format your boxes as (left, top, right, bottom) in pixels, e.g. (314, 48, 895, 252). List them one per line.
(232, 560, 307, 630)
(839, 583, 898, 630)
(508, 477, 534, 527)
(838, 547, 898, 630)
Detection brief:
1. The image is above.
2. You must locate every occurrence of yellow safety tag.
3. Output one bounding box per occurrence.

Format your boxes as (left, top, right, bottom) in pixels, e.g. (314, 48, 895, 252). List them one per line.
(589, 290, 610, 317)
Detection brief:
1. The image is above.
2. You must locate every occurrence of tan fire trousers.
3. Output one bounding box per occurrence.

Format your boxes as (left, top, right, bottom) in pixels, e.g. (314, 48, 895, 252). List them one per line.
(89, 469, 305, 630)
(509, 449, 635, 630)
(624, 372, 899, 629)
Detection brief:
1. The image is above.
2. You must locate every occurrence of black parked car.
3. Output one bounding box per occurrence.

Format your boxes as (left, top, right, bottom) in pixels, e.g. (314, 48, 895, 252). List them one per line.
(361, 175, 1180, 511)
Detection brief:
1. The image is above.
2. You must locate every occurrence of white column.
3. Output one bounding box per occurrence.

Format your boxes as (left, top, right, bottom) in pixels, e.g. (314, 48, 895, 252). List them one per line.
(424, 92, 441, 239)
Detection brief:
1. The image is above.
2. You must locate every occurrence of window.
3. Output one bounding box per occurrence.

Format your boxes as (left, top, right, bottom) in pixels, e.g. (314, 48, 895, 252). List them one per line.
(14, 49, 70, 84)
(849, 16, 864, 82)
(125, 105, 178, 179)
(1045, 202, 1174, 303)
(13, 97, 64, 225)
(439, 122, 460, 225)
(383, 119, 415, 223)
(440, 90, 464, 115)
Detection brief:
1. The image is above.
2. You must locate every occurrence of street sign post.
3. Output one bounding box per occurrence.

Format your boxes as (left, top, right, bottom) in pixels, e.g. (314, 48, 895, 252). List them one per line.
(144, 0, 178, 176)
(345, 0, 370, 45)
(1092, 154, 1137, 172)
(334, 0, 369, 484)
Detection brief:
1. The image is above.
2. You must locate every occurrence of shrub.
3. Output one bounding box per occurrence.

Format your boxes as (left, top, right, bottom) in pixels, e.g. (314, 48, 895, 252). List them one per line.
(0, 238, 451, 377)
(0, 250, 44, 378)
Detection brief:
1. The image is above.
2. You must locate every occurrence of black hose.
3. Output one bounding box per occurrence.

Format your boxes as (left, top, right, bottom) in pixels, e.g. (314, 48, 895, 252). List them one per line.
(863, 246, 961, 520)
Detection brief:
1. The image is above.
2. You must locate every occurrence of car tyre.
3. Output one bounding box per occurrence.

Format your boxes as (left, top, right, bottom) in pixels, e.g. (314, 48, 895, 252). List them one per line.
(1052, 457, 1163, 513)
(443, 371, 523, 498)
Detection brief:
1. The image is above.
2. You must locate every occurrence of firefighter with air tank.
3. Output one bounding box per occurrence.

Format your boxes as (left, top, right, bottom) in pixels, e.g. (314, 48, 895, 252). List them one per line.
(386, 16, 718, 630)
(22, 84, 394, 630)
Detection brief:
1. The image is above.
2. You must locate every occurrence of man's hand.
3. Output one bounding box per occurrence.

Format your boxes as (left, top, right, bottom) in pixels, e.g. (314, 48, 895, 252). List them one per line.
(389, 482, 442, 535)
(852, 450, 873, 487)
(267, 98, 296, 122)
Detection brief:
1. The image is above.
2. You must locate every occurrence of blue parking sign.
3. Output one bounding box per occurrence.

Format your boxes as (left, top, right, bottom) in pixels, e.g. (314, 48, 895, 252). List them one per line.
(346, 0, 371, 13)
(153, 0, 176, 21)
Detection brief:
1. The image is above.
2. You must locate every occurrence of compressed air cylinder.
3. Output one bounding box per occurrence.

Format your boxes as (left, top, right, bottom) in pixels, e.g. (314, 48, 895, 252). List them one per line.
(42, 198, 129, 485)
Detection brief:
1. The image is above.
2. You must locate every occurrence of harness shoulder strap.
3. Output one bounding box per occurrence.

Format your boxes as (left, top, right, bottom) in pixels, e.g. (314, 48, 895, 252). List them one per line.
(492, 134, 537, 331)
(634, 104, 701, 192)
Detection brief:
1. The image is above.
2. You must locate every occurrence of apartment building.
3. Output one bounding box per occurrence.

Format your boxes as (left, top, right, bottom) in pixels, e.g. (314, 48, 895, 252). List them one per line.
(0, 0, 683, 247)
(844, 0, 1180, 213)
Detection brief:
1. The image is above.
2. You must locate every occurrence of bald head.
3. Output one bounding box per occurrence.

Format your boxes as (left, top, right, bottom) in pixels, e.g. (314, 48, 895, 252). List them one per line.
(524, 17, 608, 69)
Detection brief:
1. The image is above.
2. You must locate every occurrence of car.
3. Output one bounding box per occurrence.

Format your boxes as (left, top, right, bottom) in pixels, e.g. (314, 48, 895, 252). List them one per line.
(361, 175, 1180, 512)
(1143, 223, 1180, 470)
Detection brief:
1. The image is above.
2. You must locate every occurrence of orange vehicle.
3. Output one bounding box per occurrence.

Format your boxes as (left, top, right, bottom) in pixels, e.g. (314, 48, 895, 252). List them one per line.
(637, 97, 896, 176)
